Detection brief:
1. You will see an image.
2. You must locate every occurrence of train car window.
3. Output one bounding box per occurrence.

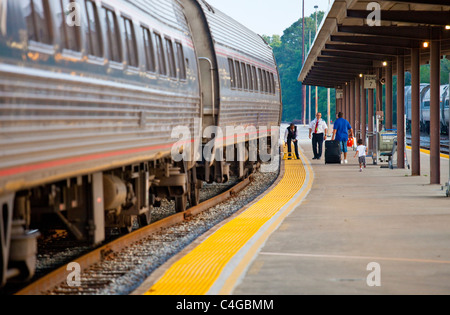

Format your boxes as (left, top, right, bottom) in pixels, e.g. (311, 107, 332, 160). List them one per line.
(175, 42, 186, 80)
(142, 27, 156, 72)
(252, 66, 258, 92)
(85, 0, 103, 57)
(58, 0, 81, 51)
(26, 0, 53, 44)
(247, 64, 253, 91)
(267, 72, 273, 94)
(241, 62, 248, 90)
(265, 71, 271, 94)
(235, 61, 242, 89)
(228, 58, 236, 88)
(271, 73, 276, 94)
(423, 101, 430, 108)
(258, 68, 263, 93)
(122, 17, 138, 68)
(165, 38, 177, 78)
(446, 100, 449, 108)
(154, 33, 167, 76)
(103, 7, 122, 63)
(259, 69, 266, 93)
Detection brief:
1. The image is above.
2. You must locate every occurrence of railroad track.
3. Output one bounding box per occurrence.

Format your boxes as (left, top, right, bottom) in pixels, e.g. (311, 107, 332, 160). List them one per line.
(405, 135, 449, 155)
(14, 163, 280, 295)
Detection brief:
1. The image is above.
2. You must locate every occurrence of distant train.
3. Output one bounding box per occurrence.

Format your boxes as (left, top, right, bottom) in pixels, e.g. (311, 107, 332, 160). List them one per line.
(405, 83, 449, 134)
(0, 0, 282, 287)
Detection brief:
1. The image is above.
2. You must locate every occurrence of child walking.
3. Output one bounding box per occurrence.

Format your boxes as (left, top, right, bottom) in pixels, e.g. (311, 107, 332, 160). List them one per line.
(354, 139, 368, 172)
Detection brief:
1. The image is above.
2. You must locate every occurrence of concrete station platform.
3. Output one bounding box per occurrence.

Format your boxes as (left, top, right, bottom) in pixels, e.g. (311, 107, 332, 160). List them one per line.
(136, 126, 450, 295)
(234, 127, 450, 295)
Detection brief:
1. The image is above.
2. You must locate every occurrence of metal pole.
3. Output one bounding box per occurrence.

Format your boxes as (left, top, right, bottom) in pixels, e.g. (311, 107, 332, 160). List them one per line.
(430, 38, 441, 184)
(386, 62, 393, 130)
(309, 30, 312, 124)
(355, 76, 361, 139)
(309, 85, 312, 124)
(368, 88, 374, 154)
(397, 55, 405, 169)
(350, 80, 355, 132)
(411, 48, 421, 176)
(315, 5, 319, 115)
(327, 88, 331, 135)
(302, 0, 306, 125)
(344, 82, 350, 119)
(447, 73, 450, 196)
(361, 77, 367, 145)
(376, 67, 383, 132)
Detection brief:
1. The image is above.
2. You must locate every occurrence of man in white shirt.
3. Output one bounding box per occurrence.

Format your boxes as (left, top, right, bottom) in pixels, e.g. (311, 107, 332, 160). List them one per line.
(284, 123, 300, 160)
(309, 112, 328, 160)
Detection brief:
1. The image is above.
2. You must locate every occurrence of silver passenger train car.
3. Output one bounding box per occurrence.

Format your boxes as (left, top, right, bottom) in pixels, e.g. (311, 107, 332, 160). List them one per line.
(405, 83, 449, 134)
(0, 0, 282, 286)
(421, 85, 449, 134)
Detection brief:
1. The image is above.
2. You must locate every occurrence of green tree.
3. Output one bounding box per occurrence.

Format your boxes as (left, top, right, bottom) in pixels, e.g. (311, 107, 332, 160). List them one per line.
(266, 14, 450, 125)
(263, 12, 334, 123)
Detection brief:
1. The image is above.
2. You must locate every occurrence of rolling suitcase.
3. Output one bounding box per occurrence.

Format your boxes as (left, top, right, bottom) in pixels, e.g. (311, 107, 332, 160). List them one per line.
(325, 140, 341, 164)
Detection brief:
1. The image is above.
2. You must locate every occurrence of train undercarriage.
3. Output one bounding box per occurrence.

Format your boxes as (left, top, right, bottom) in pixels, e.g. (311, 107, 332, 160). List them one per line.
(0, 138, 272, 287)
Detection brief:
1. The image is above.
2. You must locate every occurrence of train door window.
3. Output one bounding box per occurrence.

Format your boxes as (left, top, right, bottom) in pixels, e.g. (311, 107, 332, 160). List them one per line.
(122, 17, 138, 68)
(252, 66, 258, 92)
(103, 7, 122, 63)
(271, 73, 276, 94)
(258, 68, 264, 93)
(85, 0, 103, 57)
(175, 42, 186, 80)
(241, 62, 248, 90)
(423, 101, 430, 108)
(58, 0, 81, 51)
(261, 69, 267, 93)
(142, 27, 156, 72)
(265, 71, 271, 94)
(267, 72, 272, 94)
(446, 100, 449, 108)
(235, 61, 242, 89)
(26, 0, 53, 45)
(228, 59, 236, 88)
(267, 72, 273, 94)
(154, 32, 167, 76)
(165, 38, 177, 78)
(247, 64, 253, 91)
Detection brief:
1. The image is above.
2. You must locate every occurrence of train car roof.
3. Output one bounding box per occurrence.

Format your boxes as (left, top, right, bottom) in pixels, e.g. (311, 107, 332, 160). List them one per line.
(125, 0, 189, 34)
(198, 0, 276, 69)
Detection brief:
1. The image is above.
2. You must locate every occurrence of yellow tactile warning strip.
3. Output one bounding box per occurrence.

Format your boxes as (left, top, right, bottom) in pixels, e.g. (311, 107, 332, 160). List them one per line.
(406, 145, 449, 159)
(145, 148, 313, 295)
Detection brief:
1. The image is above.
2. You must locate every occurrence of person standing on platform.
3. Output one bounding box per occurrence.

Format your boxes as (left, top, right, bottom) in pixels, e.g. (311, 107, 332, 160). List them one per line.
(309, 113, 328, 160)
(284, 123, 300, 160)
(331, 112, 354, 164)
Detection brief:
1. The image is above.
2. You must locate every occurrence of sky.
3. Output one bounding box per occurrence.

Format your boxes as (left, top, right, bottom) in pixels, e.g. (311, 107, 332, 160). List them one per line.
(205, 0, 332, 36)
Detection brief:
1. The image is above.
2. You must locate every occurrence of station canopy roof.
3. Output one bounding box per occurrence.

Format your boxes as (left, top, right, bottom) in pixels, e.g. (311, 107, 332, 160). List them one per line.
(298, 0, 450, 88)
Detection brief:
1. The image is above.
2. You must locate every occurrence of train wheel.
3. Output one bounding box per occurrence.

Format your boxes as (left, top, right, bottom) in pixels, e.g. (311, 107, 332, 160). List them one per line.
(139, 210, 152, 227)
(0, 194, 13, 287)
(175, 195, 187, 213)
(121, 225, 133, 234)
(189, 169, 200, 207)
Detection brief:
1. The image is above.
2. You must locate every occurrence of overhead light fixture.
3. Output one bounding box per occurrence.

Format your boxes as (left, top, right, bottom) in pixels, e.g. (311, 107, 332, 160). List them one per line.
(382, 61, 388, 67)
(445, 25, 450, 30)
(359, 73, 363, 78)
(423, 41, 430, 48)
